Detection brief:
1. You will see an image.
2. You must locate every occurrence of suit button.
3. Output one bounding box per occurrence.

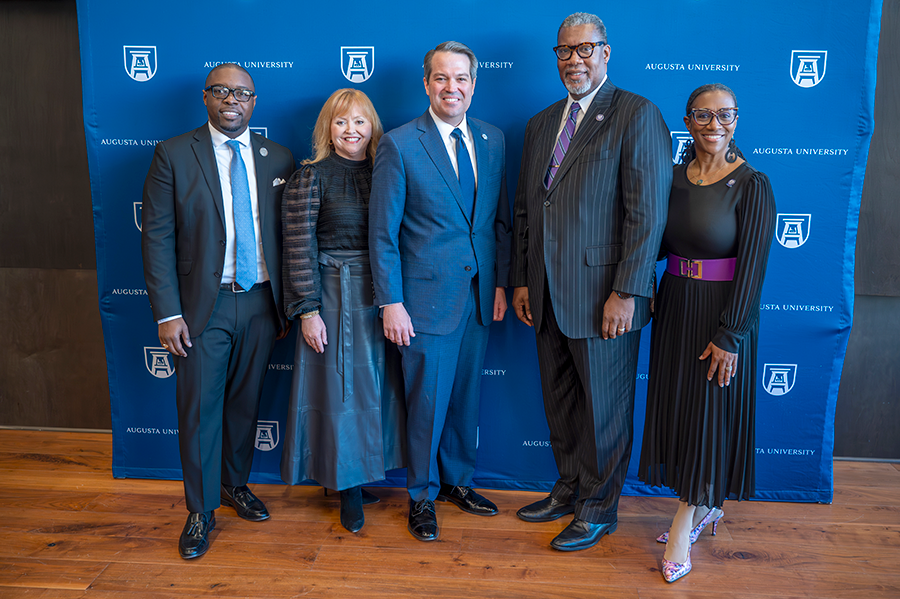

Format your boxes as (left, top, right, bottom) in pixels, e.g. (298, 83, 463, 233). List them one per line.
(214, 272, 221, 278)
(465, 266, 472, 272)
(544, 201, 551, 207)
(220, 240, 226, 246)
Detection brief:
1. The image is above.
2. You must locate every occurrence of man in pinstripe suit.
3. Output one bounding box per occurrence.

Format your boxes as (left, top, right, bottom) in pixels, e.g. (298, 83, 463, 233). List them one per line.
(510, 12, 671, 551)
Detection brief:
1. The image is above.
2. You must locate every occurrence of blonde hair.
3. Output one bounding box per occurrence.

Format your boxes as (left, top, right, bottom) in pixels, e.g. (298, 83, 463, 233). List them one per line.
(303, 88, 383, 165)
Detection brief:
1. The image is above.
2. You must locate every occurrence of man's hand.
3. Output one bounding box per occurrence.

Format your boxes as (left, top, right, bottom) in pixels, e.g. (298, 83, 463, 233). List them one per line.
(159, 318, 191, 357)
(382, 303, 415, 346)
(601, 292, 634, 340)
(512, 286, 532, 327)
(301, 315, 327, 353)
(493, 287, 508, 321)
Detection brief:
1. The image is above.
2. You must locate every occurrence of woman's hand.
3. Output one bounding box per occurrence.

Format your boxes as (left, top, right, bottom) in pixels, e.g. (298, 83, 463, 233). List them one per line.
(699, 342, 738, 387)
(301, 315, 328, 353)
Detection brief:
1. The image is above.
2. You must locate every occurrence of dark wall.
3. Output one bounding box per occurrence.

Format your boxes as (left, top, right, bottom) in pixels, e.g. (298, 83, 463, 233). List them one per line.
(0, 0, 110, 428)
(0, 1, 896, 458)
(834, 0, 900, 459)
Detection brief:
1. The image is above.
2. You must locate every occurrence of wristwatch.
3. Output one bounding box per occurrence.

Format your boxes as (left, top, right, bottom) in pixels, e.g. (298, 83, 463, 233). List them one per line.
(615, 291, 634, 300)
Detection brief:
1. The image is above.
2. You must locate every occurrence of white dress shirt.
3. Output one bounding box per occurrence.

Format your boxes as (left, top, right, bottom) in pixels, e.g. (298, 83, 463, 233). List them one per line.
(554, 75, 608, 141)
(429, 107, 478, 188)
(157, 125, 269, 324)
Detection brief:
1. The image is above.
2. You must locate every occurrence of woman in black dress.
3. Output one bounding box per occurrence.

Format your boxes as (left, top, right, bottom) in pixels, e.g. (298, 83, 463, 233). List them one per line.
(280, 89, 405, 533)
(638, 83, 776, 582)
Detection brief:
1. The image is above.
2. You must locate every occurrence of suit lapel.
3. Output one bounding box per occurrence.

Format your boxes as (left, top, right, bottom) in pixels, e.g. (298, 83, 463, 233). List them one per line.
(251, 132, 270, 232)
(417, 112, 469, 222)
(191, 126, 226, 228)
(547, 83, 618, 194)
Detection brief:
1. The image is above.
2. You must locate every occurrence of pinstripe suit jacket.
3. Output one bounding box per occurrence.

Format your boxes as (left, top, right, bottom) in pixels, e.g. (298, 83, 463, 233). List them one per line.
(369, 111, 511, 335)
(510, 81, 671, 339)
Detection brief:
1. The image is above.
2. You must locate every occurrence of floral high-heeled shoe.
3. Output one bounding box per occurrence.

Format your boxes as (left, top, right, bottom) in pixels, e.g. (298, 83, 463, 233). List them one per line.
(656, 507, 723, 544)
(661, 546, 692, 583)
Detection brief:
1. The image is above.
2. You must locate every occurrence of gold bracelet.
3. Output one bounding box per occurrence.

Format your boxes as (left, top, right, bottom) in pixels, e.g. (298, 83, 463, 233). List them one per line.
(300, 310, 320, 320)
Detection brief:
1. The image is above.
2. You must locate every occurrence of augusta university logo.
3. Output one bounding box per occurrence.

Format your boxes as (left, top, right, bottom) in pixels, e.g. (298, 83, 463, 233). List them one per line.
(124, 46, 157, 82)
(144, 346, 174, 378)
(776, 213, 811, 248)
(255, 421, 280, 451)
(791, 51, 827, 88)
(341, 47, 374, 83)
(763, 364, 797, 396)
(671, 131, 693, 164)
(134, 202, 142, 231)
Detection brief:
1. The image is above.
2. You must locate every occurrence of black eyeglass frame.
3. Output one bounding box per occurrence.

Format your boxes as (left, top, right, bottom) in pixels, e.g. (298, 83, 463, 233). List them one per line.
(688, 107, 739, 126)
(552, 41, 607, 61)
(203, 85, 256, 103)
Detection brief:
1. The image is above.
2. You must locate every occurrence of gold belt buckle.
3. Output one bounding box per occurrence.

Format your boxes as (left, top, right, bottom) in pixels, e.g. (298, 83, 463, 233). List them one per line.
(679, 259, 703, 279)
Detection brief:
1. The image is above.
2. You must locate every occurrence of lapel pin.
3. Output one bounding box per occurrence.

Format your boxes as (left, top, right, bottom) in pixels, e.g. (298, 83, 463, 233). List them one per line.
(726, 179, 736, 187)
(259, 147, 268, 157)
(482, 133, 488, 140)
(596, 114, 604, 122)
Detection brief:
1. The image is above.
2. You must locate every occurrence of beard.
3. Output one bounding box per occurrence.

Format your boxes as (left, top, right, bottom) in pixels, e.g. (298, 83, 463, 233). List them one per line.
(564, 75, 594, 97)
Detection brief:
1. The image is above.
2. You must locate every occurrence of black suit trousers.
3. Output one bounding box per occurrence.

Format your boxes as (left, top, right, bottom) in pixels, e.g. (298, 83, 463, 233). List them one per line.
(535, 284, 640, 524)
(174, 285, 279, 513)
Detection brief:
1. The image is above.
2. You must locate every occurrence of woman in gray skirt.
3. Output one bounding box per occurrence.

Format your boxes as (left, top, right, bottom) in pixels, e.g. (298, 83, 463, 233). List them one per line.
(281, 88, 405, 532)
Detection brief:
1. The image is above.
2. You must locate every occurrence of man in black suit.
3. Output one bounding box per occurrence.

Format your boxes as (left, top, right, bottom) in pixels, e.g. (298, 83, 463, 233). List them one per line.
(142, 63, 294, 559)
(510, 12, 671, 551)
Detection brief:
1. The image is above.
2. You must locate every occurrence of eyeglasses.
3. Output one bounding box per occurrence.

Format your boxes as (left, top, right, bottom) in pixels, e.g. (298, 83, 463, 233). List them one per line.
(204, 85, 256, 103)
(553, 41, 606, 61)
(689, 107, 739, 126)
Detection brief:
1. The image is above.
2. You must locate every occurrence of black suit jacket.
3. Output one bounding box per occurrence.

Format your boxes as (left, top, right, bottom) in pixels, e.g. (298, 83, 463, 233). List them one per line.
(510, 81, 671, 338)
(142, 125, 295, 334)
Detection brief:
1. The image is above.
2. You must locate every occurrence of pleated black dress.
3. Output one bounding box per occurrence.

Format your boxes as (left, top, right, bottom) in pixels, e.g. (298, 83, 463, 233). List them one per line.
(638, 162, 776, 508)
(280, 153, 406, 491)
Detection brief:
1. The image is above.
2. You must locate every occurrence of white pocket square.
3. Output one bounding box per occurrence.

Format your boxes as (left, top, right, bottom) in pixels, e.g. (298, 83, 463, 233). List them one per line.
(272, 178, 286, 187)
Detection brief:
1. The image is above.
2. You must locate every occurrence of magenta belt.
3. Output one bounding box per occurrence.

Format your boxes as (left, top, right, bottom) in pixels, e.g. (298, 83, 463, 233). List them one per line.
(666, 253, 736, 281)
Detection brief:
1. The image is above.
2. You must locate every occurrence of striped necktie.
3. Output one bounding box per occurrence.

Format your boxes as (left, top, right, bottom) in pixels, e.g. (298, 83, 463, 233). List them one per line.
(544, 101, 581, 189)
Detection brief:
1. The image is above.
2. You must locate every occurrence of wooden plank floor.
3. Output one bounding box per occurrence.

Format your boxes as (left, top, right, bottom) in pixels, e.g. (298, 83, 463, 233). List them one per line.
(1, 430, 898, 598)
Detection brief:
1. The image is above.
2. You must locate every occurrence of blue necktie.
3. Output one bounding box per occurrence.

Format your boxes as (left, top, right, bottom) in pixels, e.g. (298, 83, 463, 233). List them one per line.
(451, 127, 475, 219)
(226, 139, 257, 290)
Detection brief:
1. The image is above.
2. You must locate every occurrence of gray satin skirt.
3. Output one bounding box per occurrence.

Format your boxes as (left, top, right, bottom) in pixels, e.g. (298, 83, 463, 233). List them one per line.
(280, 249, 406, 490)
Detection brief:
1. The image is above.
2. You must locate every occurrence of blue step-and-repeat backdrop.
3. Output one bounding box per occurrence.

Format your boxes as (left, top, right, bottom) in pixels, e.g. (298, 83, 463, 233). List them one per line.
(77, 0, 881, 503)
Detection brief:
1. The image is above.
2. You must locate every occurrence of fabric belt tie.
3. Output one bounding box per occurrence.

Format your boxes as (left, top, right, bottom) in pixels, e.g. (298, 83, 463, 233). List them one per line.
(666, 253, 736, 281)
(317, 251, 370, 402)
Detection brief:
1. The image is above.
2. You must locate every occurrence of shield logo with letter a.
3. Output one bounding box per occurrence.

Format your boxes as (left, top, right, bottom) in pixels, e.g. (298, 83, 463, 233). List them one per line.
(144, 346, 174, 378)
(763, 364, 797, 396)
(791, 50, 827, 88)
(776, 213, 811, 248)
(255, 420, 280, 451)
(341, 47, 375, 83)
(124, 46, 157, 82)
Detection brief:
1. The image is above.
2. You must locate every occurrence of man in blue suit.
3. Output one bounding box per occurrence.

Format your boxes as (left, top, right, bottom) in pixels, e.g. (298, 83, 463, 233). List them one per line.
(369, 41, 511, 542)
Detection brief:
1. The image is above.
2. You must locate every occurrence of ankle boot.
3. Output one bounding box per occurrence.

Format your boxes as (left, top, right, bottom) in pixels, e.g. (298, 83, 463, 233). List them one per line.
(339, 485, 364, 532)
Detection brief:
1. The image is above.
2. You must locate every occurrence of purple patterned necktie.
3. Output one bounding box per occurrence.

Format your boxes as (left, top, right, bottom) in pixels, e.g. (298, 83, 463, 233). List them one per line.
(544, 101, 581, 189)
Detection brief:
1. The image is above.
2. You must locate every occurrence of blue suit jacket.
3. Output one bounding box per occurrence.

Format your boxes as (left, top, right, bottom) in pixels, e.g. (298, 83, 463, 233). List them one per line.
(369, 111, 511, 335)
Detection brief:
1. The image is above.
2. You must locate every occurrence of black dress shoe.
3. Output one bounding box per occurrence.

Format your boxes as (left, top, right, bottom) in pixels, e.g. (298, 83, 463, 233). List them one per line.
(220, 484, 270, 522)
(339, 486, 365, 533)
(179, 511, 215, 559)
(437, 484, 499, 516)
(407, 498, 439, 541)
(361, 488, 380, 505)
(550, 518, 617, 552)
(517, 495, 576, 522)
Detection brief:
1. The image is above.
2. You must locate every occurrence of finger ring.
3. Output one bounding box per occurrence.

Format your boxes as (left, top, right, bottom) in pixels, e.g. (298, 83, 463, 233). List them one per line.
(162, 344, 168, 349)
(725, 365, 733, 371)
(617, 327, 626, 332)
